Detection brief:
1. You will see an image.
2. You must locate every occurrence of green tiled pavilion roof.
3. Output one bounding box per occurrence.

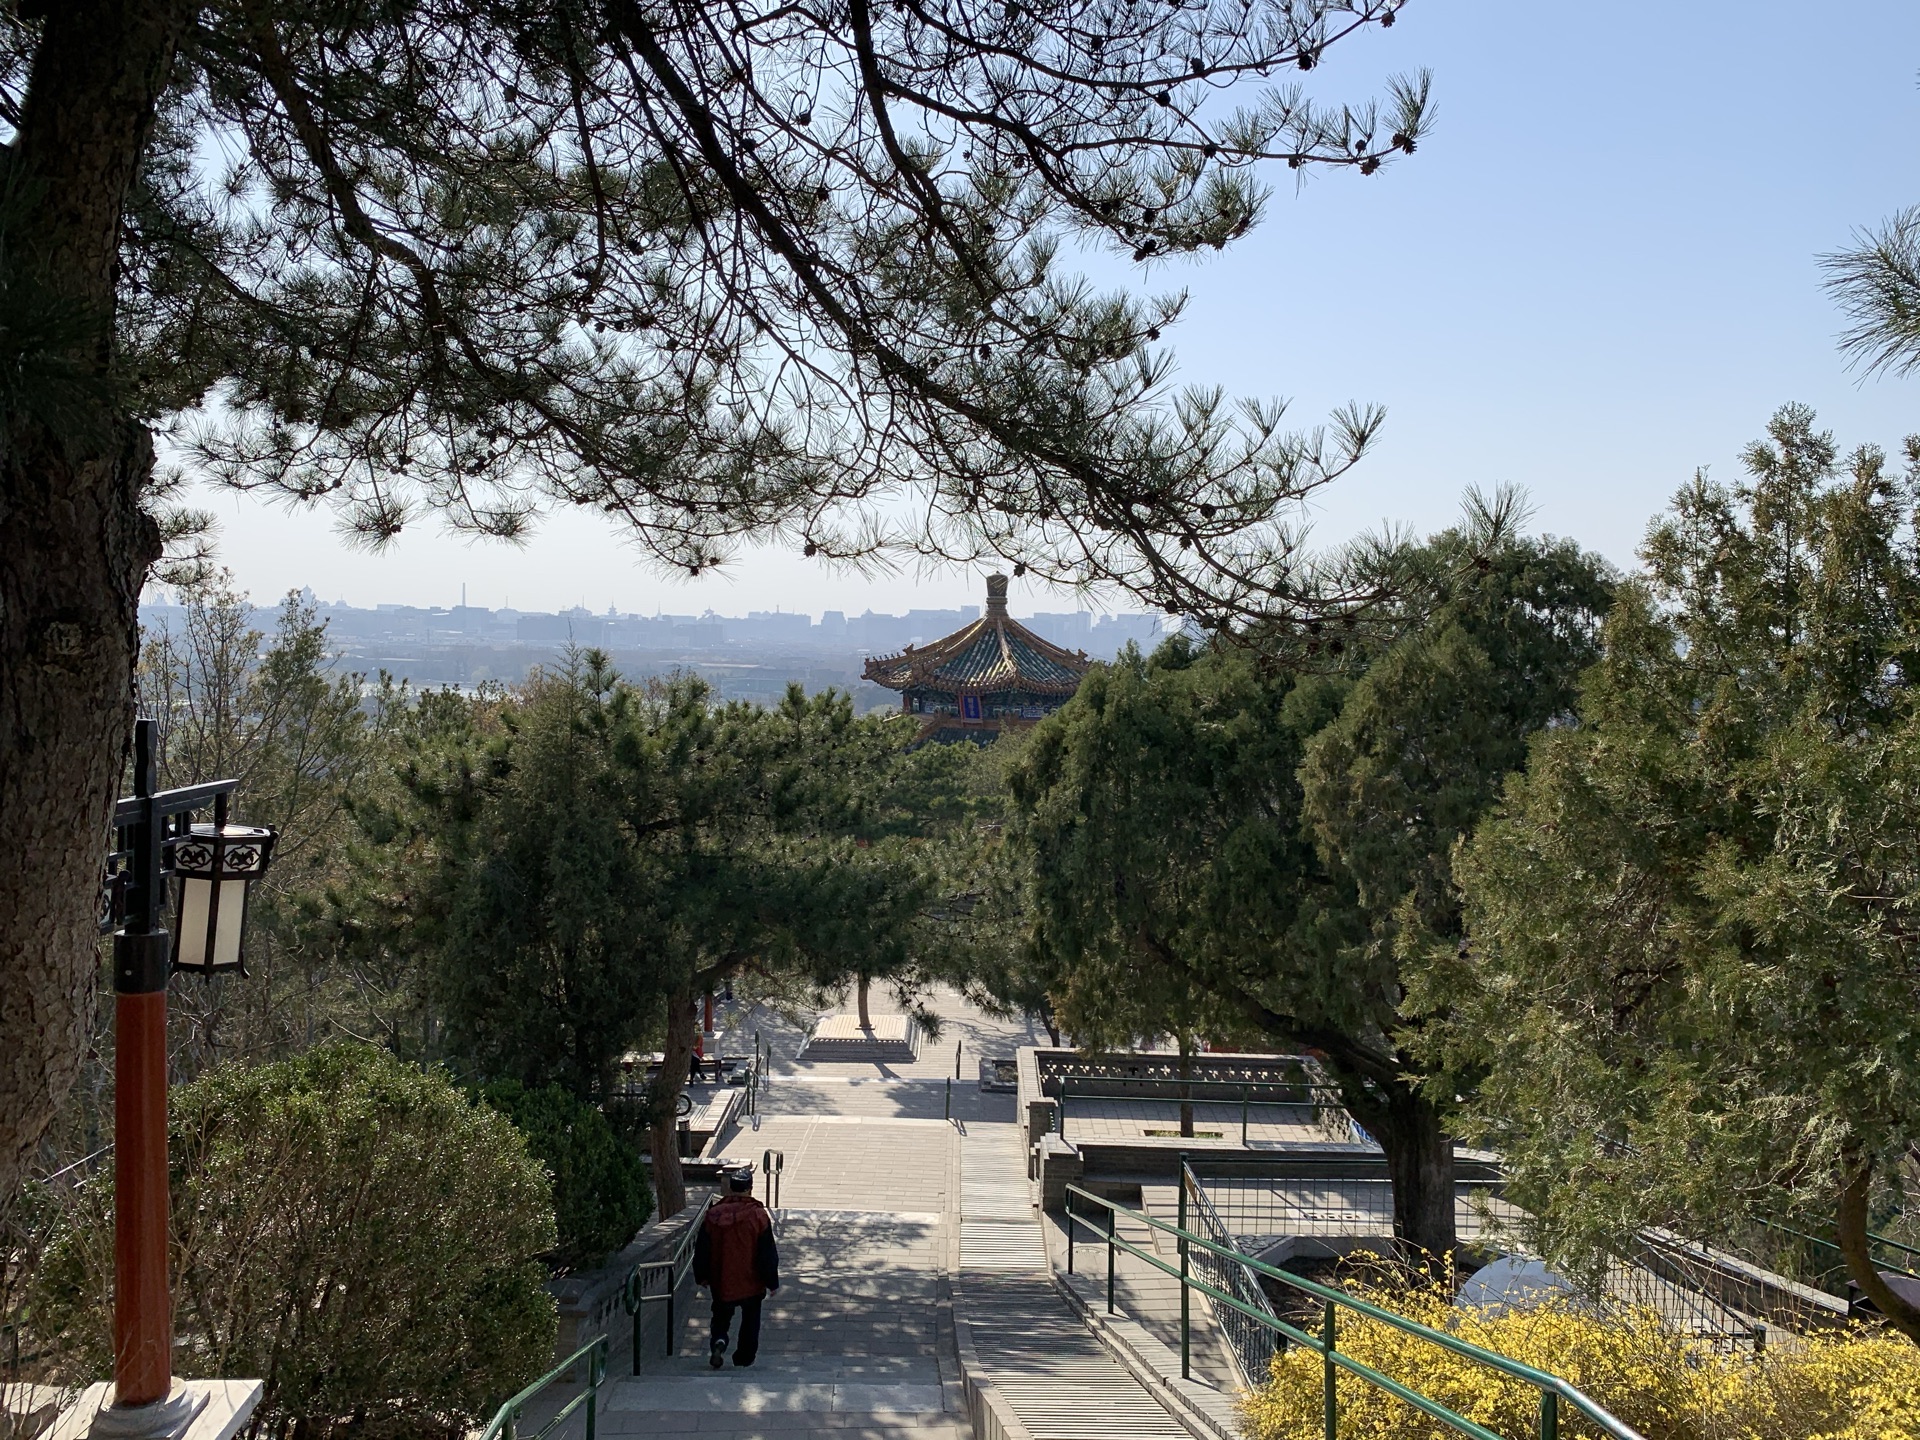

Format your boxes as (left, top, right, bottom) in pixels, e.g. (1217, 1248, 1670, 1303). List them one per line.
(863, 575, 1090, 697)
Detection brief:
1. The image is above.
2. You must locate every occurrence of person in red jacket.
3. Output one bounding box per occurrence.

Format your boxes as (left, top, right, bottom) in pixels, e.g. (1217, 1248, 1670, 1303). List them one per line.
(692, 1166, 780, 1368)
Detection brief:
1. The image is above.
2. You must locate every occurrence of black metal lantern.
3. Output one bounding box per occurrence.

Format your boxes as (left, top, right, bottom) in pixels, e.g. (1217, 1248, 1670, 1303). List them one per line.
(167, 820, 275, 976)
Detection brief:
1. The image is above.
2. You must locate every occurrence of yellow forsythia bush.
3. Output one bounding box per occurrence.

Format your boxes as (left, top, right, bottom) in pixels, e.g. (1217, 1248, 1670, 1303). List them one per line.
(1239, 1276, 1920, 1440)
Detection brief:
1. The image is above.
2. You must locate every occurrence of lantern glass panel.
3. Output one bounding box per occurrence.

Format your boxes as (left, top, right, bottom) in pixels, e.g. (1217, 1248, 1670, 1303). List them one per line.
(175, 877, 250, 971)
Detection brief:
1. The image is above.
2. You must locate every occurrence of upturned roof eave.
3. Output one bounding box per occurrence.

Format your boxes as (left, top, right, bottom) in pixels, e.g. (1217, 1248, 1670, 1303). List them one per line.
(861, 611, 1089, 693)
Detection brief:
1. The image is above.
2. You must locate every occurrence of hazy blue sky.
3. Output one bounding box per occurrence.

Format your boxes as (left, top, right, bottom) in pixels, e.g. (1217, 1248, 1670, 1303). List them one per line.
(188, 0, 1920, 616)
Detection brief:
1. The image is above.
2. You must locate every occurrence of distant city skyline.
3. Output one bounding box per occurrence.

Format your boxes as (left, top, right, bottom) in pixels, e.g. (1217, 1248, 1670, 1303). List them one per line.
(175, 0, 1920, 615)
(139, 589, 1171, 706)
(143, 586, 1169, 637)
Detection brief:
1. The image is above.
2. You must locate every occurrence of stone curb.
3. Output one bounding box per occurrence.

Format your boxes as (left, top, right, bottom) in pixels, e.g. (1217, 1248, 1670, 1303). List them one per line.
(949, 1305, 1040, 1440)
(946, 1116, 1042, 1440)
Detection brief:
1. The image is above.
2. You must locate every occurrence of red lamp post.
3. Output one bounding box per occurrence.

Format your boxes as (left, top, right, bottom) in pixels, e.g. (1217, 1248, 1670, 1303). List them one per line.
(96, 719, 274, 1435)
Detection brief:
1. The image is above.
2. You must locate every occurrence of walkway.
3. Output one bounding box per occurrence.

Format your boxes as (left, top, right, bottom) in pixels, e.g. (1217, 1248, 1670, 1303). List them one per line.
(595, 988, 1212, 1439)
(600, 1117, 965, 1439)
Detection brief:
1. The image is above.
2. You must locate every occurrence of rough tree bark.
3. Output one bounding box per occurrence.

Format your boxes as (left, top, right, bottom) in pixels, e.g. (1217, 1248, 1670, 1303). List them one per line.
(1036, 999, 1061, 1049)
(646, 989, 698, 1219)
(1838, 1152, 1920, 1345)
(1346, 1078, 1457, 1270)
(856, 973, 872, 1030)
(0, 0, 187, 1203)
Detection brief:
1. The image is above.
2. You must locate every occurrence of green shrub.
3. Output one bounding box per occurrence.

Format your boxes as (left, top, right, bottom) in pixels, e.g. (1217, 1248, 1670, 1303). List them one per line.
(32, 1045, 557, 1439)
(1240, 1270, 1920, 1440)
(475, 1079, 651, 1269)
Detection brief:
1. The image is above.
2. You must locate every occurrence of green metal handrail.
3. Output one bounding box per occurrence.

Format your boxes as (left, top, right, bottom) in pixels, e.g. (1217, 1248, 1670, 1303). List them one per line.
(1064, 1183, 1646, 1440)
(1867, 1228, 1920, 1264)
(1758, 1219, 1920, 1283)
(1181, 1162, 1287, 1386)
(621, 1191, 717, 1372)
(478, 1335, 607, 1440)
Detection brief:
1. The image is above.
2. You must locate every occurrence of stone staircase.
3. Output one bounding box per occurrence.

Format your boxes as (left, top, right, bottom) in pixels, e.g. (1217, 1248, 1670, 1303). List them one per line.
(954, 1125, 1195, 1440)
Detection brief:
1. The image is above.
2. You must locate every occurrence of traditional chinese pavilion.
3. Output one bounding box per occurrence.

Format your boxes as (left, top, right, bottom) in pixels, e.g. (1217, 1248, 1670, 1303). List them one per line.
(863, 574, 1091, 744)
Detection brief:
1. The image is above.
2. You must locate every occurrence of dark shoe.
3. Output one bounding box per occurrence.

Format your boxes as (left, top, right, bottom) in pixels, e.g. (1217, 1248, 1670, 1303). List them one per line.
(709, 1337, 726, 1370)
(733, 1356, 755, 1368)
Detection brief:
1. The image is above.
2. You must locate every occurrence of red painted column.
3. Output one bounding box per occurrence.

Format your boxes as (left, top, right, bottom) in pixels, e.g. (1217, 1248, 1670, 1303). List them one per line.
(113, 989, 171, 1406)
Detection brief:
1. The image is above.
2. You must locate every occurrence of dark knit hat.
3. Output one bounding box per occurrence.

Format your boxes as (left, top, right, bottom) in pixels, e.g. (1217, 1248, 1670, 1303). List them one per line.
(726, 1166, 754, 1193)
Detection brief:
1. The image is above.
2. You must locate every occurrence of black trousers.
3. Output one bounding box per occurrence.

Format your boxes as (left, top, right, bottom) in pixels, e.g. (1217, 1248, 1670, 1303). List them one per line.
(710, 1293, 764, 1364)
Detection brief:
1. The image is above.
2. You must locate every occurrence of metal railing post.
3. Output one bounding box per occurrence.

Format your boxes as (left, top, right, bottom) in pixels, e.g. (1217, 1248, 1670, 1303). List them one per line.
(1057, 1178, 1648, 1440)
(631, 1275, 643, 1376)
(1107, 1206, 1116, 1314)
(1322, 1299, 1337, 1440)
(665, 1270, 675, 1360)
(480, 1335, 612, 1440)
(956, 1039, 964, 1079)
(1178, 1153, 1190, 1381)
(761, 1149, 783, 1211)
(945, 1077, 952, 1122)
(1067, 1192, 1076, 1275)
(1242, 1085, 1250, 1148)
(1059, 1078, 1068, 1139)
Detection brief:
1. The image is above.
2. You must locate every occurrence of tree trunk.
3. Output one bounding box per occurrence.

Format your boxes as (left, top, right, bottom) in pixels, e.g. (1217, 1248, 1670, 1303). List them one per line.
(1838, 1152, 1920, 1345)
(1335, 1072, 1456, 1269)
(0, 0, 188, 1203)
(1036, 999, 1061, 1048)
(647, 989, 698, 1219)
(1177, 1032, 1194, 1139)
(1364, 1083, 1457, 1270)
(856, 973, 872, 1030)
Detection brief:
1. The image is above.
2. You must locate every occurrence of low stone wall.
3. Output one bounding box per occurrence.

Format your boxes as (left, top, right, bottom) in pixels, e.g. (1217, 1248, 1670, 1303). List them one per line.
(801, 1012, 918, 1061)
(547, 1180, 719, 1378)
(1017, 1045, 1334, 1149)
(693, 1085, 746, 1159)
(1035, 1133, 1083, 1213)
(1030, 1047, 1320, 1093)
(1016, 1047, 1055, 1148)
